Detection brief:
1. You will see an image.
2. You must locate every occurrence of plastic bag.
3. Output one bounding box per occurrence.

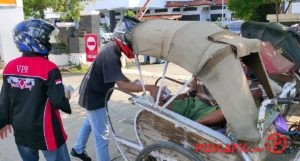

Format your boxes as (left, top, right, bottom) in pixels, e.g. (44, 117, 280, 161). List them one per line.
(274, 115, 288, 132)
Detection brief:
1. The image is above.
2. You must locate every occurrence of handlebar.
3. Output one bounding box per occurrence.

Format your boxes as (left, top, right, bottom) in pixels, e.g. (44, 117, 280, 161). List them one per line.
(276, 98, 291, 105)
(275, 97, 300, 105)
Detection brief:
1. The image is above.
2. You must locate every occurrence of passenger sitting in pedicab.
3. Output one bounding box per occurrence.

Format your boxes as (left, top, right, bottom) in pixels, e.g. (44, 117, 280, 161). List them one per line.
(163, 75, 263, 130)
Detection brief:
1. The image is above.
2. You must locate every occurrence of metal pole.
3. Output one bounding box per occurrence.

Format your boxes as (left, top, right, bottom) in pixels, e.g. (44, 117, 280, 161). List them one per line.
(221, 0, 224, 27)
(155, 61, 168, 106)
(162, 77, 194, 109)
(136, 0, 153, 20)
(134, 55, 147, 95)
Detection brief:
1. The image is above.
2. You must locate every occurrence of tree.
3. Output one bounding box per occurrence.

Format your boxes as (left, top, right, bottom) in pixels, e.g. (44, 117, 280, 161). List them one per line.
(23, 0, 82, 21)
(23, 0, 53, 19)
(284, 0, 294, 13)
(59, 0, 83, 21)
(123, 10, 136, 17)
(228, 0, 282, 22)
(250, 2, 276, 22)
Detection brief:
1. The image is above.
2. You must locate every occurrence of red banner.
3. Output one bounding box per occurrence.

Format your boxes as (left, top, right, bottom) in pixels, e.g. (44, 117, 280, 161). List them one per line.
(85, 34, 99, 62)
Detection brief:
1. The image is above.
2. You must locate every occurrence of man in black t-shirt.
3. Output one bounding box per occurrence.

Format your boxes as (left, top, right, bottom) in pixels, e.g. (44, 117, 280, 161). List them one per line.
(70, 16, 159, 161)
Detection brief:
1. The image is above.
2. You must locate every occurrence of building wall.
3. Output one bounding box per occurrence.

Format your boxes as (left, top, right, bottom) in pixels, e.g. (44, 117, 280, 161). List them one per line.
(266, 2, 300, 23)
(84, 0, 167, 11)
(137, 0, 167, 7)
(292, 2, 300, 13)
(84, 0, 232, 27)
(0, 0, 24, 63)
(209, 5, 231, 21)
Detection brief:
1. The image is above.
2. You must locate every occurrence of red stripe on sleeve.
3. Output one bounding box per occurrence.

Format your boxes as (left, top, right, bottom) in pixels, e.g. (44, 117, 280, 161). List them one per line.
(54, 110, 68, 140)
(43, 99, 57, 151)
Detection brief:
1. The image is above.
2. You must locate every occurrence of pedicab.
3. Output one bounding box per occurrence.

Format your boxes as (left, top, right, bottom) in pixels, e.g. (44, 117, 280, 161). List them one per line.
(105, 20, 300, 161)
(241, 21, 300, 134)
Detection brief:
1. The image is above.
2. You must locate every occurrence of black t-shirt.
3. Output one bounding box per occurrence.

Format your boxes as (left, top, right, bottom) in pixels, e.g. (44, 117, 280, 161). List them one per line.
(79, 42, 124, 110)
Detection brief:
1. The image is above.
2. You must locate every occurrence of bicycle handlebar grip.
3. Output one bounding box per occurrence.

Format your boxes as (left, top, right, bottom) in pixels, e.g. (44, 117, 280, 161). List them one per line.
(277, 98, 290, 104)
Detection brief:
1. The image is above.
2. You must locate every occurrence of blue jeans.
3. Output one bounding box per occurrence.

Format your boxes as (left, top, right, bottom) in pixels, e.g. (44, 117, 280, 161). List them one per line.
(17, 143, 71, 161)
(73, 107, 110, 161)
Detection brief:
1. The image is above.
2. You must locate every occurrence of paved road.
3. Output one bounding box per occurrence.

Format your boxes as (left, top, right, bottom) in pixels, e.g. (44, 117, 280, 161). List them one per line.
(0, 73, 142, 161)
(0, 68, 176, 161)
(0, 64, 299, 161)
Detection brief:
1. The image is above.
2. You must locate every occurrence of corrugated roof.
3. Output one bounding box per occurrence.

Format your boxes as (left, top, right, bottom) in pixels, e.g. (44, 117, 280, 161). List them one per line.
(166, 0, 228, 7)
(141, 14, 182, 20)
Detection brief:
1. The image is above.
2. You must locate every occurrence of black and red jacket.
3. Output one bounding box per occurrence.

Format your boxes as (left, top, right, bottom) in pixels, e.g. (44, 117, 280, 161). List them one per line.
(0, 54, 71, 150)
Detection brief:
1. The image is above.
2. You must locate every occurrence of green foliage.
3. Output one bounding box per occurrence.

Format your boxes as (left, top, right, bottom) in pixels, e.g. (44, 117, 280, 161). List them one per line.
(228, 0, 281, 21)
(60, 0, 83, 21)
(124, 10, 136, 17)
(101, 23, 110, 32)
(68, 63, 89, 74)
(23, 0, 82, 21)
(250, 3, 276, 22)
(228, 0, 263, 20)
(50, 43, 69, 55)
(23, 0, 53, 19)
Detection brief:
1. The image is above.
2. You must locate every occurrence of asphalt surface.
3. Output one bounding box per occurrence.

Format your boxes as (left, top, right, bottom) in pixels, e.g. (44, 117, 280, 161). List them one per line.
(0, 63, 299, 161)
(0, 63, 188, 161)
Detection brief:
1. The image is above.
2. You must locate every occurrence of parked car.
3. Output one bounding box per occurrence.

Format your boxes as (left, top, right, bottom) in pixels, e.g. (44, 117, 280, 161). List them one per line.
(100, 27, 113, 43)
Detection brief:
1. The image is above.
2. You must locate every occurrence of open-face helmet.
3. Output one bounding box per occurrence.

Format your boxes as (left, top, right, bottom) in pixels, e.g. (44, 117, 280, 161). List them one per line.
(13, 19, 58, 55)
(113, 16, 140, 59)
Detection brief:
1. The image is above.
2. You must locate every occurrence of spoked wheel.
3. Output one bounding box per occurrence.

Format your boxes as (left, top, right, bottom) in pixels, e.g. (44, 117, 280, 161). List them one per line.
(135, 142, 201, 161)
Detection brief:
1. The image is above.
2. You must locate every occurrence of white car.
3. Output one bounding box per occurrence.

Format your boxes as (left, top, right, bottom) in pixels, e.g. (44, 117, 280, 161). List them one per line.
(100, 27, 113, 43)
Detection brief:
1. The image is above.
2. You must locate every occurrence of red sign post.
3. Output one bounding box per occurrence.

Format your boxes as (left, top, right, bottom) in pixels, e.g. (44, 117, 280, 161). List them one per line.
(85, 34, 99, 62)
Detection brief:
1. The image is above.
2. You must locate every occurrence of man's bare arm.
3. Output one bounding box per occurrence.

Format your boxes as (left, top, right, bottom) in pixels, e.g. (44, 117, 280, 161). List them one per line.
(197, 109, 226, 126)
(116, 80, 159, 98)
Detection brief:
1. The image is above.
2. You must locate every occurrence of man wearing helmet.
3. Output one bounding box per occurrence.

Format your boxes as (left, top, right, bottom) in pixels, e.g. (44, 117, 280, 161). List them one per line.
(71, 16, 159, 161)
(0, 20, 72, 161)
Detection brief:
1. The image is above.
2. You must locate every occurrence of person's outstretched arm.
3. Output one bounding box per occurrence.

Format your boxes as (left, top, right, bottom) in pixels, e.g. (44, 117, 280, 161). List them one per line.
(116, 80, 159, 98)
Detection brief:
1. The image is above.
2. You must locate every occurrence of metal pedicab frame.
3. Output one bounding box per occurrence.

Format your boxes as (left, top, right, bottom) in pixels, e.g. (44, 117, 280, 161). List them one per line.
(106, 20, 300, 161)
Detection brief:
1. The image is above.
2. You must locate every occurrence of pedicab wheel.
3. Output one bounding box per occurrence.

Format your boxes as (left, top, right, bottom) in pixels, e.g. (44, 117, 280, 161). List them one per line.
(135, 142, 201, 161)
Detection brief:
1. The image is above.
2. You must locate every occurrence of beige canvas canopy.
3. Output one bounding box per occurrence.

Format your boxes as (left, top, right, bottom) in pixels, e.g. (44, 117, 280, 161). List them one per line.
(132, 20, 275, 142)
(132, 20, 261, 74)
